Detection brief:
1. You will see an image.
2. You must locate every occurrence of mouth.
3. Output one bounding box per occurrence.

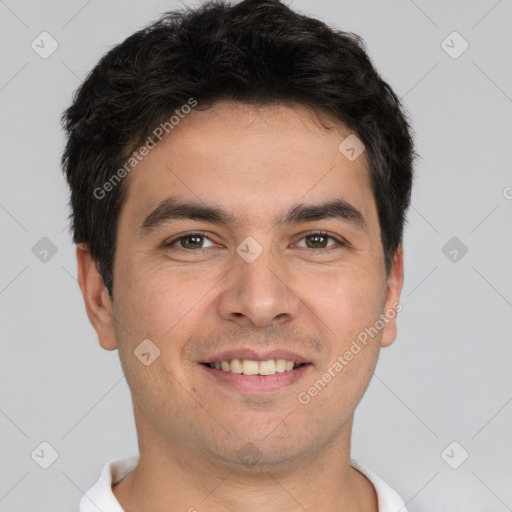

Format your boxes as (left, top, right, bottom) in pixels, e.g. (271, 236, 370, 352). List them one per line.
(201, 359, 306, 376)
(199, 351, 313, 392)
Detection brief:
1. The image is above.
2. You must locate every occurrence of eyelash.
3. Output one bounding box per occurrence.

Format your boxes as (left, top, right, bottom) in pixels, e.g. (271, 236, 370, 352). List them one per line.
(164, 231, 347, 253)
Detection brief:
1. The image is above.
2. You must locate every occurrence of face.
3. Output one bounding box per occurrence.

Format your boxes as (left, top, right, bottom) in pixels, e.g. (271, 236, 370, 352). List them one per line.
(82, 100, 403, 472)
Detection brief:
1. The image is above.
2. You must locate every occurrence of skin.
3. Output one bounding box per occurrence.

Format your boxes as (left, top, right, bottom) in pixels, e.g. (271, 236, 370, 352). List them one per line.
(77, 100, 404, 512)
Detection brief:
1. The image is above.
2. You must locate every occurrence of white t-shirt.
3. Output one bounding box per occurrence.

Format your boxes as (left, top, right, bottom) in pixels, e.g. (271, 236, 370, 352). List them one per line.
(79, 455, 407, 512)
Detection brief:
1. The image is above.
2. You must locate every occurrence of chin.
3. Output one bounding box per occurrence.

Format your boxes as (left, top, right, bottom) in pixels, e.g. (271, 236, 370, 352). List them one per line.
(203, 429, 318, 474)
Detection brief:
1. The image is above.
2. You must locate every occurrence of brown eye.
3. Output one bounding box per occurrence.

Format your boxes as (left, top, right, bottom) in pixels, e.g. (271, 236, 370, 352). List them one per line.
(166, 233, 216, 250)
(180, 235, 203, 249)
(296, 232, 341, 250)
(305, 234, 329, 248)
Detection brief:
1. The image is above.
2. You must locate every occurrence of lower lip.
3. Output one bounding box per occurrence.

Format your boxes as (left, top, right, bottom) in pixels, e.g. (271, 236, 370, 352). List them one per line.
(200, 364, 312, 392)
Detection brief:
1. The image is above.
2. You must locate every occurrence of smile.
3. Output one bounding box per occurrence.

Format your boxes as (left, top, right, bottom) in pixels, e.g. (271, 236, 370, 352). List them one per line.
(202, 358, 304, 375)
(200, 359, 312, 392)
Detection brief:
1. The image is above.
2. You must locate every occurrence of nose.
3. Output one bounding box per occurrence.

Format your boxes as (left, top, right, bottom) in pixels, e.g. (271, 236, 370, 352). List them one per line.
(216, 244, 300, 328)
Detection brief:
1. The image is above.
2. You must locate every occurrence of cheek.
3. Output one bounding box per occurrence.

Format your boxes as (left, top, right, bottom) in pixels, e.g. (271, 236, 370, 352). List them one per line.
(307, 266, 385, 339)
(111, 265, 205, 404)
(114, 260, 218, 350)
(117, 256, 169, 318)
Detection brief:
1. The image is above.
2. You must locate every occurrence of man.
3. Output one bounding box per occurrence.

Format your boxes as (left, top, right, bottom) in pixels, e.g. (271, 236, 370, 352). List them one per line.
(62, 0, 414, 510)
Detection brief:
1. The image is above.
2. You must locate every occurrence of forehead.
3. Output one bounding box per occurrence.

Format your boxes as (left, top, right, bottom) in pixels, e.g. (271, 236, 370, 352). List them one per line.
(119, 100, 375, 230)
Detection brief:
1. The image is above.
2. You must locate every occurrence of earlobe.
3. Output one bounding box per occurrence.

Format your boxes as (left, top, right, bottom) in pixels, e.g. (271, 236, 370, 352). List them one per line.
(76, 243, 118, 351)
(380, 245, 404, 348)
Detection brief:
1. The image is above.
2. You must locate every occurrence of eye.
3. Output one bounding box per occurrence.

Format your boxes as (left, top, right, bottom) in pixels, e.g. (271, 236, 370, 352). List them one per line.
(166, 232, 217, 250)
(164, 231, 346, 252)
(295, 231, 344, 250)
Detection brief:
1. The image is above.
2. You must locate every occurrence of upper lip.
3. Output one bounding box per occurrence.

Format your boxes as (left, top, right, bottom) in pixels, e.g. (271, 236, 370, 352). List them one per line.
(200, 348, 312, 365)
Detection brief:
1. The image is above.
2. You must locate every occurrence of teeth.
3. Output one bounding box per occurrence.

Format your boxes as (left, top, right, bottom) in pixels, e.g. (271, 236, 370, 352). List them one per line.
(258, 360, 276, 375)
(242, 359, 259, 375)
(208, 359, 301, 375)
(230, 358, 243, 373)
(275, 359, 286, 373)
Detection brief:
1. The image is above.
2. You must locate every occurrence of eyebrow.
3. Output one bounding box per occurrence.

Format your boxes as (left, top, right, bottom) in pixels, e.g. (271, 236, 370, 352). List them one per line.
(137, 196, 367, 236)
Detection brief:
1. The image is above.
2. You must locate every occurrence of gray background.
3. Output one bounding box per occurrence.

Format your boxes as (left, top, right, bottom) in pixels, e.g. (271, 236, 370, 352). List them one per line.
(0, 0, 511, 510)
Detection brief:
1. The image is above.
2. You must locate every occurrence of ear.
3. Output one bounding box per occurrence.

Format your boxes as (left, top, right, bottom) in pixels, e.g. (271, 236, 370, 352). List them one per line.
(380, 245, 404, 348)
(76, 243, 118, 351)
